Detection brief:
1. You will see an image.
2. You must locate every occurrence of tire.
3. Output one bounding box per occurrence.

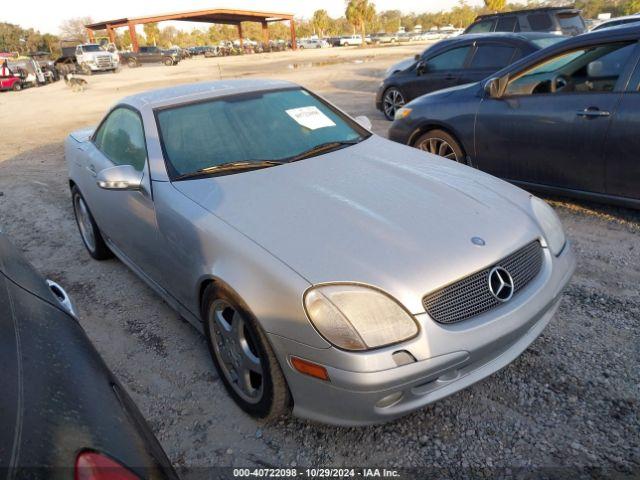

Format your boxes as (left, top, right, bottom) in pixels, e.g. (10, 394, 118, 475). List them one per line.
(202, 283, 290, 422)
(81, 63, 92, 75)
(127, 58, 138, 68)
(413, 129, 466, 163)
(12, 82, 22, 92)
(163, 57, 173, 66)
(71, 186, 113, 260)
(381, 86, 406, 120)
(343, 42, 349, 47)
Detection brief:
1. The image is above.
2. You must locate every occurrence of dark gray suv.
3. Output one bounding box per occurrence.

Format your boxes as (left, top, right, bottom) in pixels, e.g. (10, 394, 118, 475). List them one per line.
(464, 7, 586, 36)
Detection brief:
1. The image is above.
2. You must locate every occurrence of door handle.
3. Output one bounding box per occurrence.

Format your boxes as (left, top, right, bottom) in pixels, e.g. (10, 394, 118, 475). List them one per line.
(576, 107, 610, 118)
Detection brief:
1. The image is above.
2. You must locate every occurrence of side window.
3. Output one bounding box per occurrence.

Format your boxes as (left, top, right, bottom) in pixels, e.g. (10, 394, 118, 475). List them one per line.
(93, 108, 147, 171)
(496, 16, 518, 32)
(527, 13, 553, 31)
(470, 45, 516, 69)
(426, 46, 471, 71)
(505, 42, 636, 96)
(466, 20, 495, 34)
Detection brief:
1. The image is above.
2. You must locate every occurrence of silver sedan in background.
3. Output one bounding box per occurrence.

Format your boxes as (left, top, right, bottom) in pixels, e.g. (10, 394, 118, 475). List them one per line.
(65, 79, 575, 425)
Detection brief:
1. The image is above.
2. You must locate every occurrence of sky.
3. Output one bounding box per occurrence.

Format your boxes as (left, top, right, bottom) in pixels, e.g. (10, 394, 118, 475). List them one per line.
(4, 0, 488, 35)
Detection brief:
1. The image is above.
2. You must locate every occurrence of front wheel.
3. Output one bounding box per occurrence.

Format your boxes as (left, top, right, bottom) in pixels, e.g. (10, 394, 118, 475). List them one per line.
(163, 57, 173, 66)
(81, 63, 92, 75)
(12, 82, 22, 91)
(202, 285, 290, 422)
(71, 186, 113, 260)
(414, 129, 465, 163)
(382, 87, 405, 120)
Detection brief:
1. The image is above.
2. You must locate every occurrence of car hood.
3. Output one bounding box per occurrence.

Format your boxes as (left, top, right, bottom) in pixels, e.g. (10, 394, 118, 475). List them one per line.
(174, 136, 541, 314)
(409, 82, 480, 105)
(386, 57, 415, 77)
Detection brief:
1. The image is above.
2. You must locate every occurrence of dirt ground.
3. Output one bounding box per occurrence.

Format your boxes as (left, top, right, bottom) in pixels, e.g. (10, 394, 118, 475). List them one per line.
(0, 44, 638, 475)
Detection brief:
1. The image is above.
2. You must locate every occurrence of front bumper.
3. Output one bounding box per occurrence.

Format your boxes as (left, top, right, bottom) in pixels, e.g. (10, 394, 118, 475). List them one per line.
(375, 83, 385, 111)
(269, 242, 576, 426)
(388, 116, 419, 145)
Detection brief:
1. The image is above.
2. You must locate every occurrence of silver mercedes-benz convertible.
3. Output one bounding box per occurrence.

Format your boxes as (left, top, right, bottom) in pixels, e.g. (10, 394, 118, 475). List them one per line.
(65, 79, 575, 425)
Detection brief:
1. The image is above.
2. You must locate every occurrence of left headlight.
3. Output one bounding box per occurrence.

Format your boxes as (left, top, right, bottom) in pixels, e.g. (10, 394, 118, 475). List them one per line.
(304, 284, 419, 351)
(531, 197, 566, 255)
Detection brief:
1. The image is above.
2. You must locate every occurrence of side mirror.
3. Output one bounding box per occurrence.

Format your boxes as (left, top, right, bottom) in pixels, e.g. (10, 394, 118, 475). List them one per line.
(484, 76, 505, 98)
(96, 165, 143, 191)
(354, 115, 372, 130)
(414, 54, 420, 61)
(416, 60, 428, 75)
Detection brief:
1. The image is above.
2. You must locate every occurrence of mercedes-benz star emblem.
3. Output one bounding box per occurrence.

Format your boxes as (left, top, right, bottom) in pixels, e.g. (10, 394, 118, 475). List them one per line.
(488, 266, 514, 302)
(471, 236, 486, 246)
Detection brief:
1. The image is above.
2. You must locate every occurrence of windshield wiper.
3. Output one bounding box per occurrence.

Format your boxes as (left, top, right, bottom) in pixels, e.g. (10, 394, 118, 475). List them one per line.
(173, 160, 284, 181)
(286, 140, 361, 163)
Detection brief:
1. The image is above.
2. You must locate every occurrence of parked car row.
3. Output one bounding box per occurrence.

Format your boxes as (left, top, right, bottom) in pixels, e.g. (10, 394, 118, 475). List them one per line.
(377, 32, 566, 119)
(385, 24, 640, 210)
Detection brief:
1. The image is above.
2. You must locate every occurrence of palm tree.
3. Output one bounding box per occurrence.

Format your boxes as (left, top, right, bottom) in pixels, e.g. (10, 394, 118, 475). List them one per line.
(345, 0, 376, 47)
(484, 0, 506, 12)
(312, 10, 331, 37)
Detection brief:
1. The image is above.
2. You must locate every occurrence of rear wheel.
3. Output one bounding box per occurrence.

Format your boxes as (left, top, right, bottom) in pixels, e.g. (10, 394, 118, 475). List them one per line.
(163, 57, 173, 66)
(382, 87, 405, 120)
(127, 58, 138, 68)
(12, 82, 22, 92)
(71, 186, 112, 260)
(414, 129, 465, 163)
(202, 284, 290, 422)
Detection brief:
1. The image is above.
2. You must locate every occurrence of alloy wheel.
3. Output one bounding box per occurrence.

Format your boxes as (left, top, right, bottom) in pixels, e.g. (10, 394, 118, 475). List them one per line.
(383, 88, 405, 120)
(208, 299, 264, 404)
(418, 137, 459, 161)
(74, 195, 96, 252)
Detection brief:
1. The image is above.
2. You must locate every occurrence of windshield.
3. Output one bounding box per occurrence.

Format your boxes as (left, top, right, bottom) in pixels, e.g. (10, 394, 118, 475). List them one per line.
(82, 45, 103, 52)
(531, 36, 567, 49)
(156, 88, 368, 178)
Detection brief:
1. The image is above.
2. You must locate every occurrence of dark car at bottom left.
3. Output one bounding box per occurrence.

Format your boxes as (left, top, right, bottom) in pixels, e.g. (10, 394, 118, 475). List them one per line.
(0, 231, 178, 479)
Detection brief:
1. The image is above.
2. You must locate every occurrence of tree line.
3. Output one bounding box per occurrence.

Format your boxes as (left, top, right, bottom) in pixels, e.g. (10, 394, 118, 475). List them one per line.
(1, 0, 639, 56)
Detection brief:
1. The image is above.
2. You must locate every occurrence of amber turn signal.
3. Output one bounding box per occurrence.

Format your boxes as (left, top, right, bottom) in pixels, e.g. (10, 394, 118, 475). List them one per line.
(290, 356, 330, 381)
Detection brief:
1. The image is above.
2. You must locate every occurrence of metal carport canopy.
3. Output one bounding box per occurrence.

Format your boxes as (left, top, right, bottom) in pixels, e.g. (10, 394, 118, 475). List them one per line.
(85, 8, 297, 51)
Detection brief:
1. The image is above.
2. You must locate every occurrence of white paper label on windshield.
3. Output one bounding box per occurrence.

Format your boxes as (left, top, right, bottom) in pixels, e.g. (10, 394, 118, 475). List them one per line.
(286, 106, 336, 130)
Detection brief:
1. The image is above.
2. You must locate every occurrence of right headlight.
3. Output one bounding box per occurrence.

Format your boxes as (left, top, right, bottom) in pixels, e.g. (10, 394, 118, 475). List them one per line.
(304, 284, 419, 351)
(531, 196, 566, 255)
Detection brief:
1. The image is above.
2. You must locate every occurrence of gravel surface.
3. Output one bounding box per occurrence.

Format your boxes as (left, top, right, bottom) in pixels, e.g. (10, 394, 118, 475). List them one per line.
(0, 46, 638, 476)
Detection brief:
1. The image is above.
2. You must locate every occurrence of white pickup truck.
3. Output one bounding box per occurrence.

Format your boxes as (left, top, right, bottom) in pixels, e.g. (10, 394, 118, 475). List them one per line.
(56, 42, 119, 76)
(74, 44, 119, 74)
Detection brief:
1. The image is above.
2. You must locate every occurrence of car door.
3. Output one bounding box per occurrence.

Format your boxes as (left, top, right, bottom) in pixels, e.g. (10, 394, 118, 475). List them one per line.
(402, 44, 472, 101)
(602, 56, 640, 201)
(81, 106, 162, 277)
(457, 41, 519, 86)
(475, 40, 639, 194)
(150, 47, 163, 63)
(495, 15, 520, 32)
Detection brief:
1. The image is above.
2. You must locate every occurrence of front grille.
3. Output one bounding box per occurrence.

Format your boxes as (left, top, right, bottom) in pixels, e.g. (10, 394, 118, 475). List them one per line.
(422, 241, 544, 324)
(96, 55, 112, 68)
